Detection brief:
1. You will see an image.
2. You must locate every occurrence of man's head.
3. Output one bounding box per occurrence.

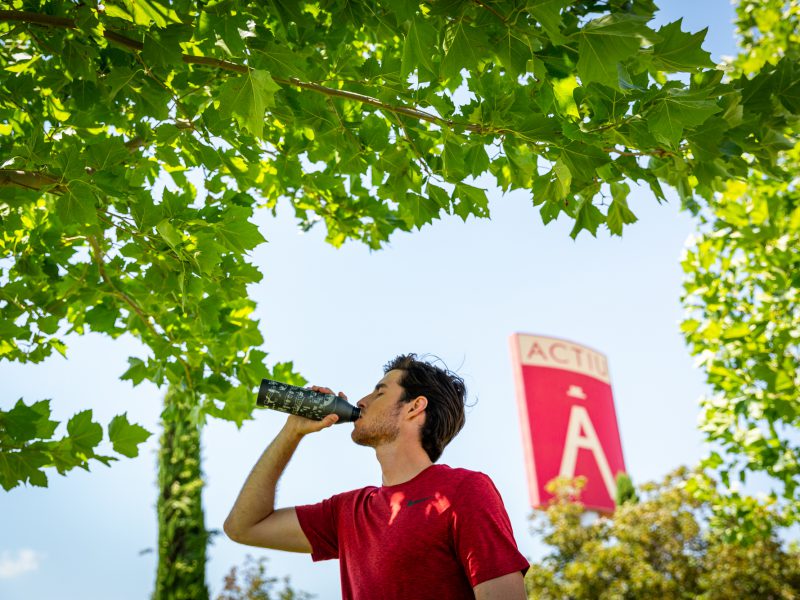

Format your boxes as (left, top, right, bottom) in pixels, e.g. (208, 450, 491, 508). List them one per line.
(381, 354, 467, 462)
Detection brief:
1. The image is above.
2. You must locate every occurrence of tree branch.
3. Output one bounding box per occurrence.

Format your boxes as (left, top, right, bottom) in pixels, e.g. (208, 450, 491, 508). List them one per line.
(0, 169, 64, 192)
(0, 9, 497, 135)
(472, 0, 508, 23)
(86, 234, 195, 389)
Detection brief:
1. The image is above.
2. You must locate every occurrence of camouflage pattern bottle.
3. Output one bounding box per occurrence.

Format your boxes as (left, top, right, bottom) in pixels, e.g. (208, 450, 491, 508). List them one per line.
(256, 379, 361, 422)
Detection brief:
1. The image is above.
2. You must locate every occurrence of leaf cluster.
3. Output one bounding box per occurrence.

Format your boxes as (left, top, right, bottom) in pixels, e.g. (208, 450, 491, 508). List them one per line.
(0, 398, 149, 490)
(1, 0, 798, 487)
(217, 555, 312, 600)
(527, 469, 800, 599)
(680, 0, 800, 533)
(681, 165, 800, 529)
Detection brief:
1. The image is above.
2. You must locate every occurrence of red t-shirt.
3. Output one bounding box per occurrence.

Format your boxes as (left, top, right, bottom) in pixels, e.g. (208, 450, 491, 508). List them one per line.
(295, 464, 529, 599)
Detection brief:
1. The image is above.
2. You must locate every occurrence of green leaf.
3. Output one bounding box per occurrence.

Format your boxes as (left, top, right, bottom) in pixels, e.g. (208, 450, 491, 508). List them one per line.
(270, 361, 307, 387)
(66, 410, 103, 456)
(465, 143, 490, 177)
(497, 30, 533, 77)
(652, 20, 714, 71)
(441, 20, 481, 82)
(554, 158, 572, 199)
(216, 386, 253, 428)
(648, 88, 721, 146)
(570, 198, 604, 239)
(85, 303, 120, 333)
(104, 66, 138, 100)
(402, 19, 438, 79)
(57, 182, 98, 226)
(215, 206, 267, 253)
(606, 182, 638, 236)
(359, 114, 391, 151)
(452, 182, 489, 221)
(85, 137, 131, 171)
(399, 192, 441, 229)
(722, 322, 750, 340)
(3, 400, 40, 442)
(426, 183, 452, 213)
(156, 219, 182, 249)
(442, 137, 467, 180)
(504, 142, 537, 188)
(217, 70, 281, 138)
(28, 400, 60, 439)
(191, 232, 225, 275)
(0, 451, 50, 491)
(560, 143, 611, 179)
(199, 12, 250, 57)
(528, 0, 570, 46)
(539, 197, 569, 225)
(142, 27, 187, 68)
(117, 0, 182, 28)
(254, 43, 311, 79)
(63, 39, 97, 82)
(120, 357, 148, 386)
(108, 414, 152, 458)
(575, 14, 650, 89)
(104, 3, 134, 22)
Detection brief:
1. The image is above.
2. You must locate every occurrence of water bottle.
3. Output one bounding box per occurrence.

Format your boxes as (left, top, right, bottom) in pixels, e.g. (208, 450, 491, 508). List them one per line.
(256, 379, 361, 422)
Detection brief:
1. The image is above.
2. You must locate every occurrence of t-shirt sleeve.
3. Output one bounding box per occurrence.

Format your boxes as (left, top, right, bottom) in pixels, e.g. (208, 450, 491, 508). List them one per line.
(295, 495, 342, 562)
(451, 472, 530, 587)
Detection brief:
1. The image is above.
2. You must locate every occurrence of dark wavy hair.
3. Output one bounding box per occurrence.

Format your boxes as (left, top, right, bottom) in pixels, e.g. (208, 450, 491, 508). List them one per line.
(383, 354, 467, 462)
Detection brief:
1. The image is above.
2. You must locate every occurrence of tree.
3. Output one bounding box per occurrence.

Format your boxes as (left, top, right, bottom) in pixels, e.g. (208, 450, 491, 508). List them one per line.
(680, 0, 800, 536)
(526, 470, 800, 599)
(2, 0, 799, 597)
(217, 555, 311, 600)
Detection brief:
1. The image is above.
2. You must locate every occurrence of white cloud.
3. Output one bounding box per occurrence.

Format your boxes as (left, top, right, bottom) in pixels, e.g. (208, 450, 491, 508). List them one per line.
(0, 549, 43, 579)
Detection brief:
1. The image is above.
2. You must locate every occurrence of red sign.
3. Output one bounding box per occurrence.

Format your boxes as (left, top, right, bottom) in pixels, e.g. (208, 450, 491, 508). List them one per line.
(509, 333, 627, 513)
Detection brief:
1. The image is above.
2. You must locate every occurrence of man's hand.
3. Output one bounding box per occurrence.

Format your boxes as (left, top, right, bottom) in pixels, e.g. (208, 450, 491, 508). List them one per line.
(282, 386, 347, 437)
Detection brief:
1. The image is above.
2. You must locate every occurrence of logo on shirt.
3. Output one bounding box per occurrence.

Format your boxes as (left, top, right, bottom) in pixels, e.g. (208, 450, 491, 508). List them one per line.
(406, 496, 434, 507)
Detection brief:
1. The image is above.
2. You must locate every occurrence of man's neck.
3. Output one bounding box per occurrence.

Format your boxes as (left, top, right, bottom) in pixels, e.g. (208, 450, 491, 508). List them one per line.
(375, 441, 433, 487)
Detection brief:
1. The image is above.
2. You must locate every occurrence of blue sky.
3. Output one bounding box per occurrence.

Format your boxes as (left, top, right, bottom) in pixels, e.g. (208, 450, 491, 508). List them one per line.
(1, 2, 741, 599)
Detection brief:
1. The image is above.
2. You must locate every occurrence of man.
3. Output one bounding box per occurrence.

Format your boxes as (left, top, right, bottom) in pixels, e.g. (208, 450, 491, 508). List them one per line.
(224, 354, 529, 599)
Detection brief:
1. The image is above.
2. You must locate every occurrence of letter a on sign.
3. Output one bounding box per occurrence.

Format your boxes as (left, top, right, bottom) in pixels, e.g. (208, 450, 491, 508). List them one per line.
(509, 333, 627, 512)
(559, 405, 617, 501)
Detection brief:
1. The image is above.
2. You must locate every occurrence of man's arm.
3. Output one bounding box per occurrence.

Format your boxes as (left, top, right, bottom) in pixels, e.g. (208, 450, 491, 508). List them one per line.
(223, 391, 340, 552)
(473, 571, 526, 600)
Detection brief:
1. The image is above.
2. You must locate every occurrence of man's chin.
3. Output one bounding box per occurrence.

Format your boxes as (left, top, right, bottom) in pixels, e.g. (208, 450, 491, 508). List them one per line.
(350, 430, 372, 447)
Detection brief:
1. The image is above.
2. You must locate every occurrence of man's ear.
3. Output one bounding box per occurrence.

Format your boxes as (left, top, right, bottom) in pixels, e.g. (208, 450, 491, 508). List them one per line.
(406, 396, 427, 419)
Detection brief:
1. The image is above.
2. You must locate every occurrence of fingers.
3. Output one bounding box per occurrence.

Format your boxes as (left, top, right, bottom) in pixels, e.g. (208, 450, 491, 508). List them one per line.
(285, 412, 339, 437)
(320, 414, 339, 428)
(310, 385, 334, 395)
(309, 385, 347, 401)
(303, 413, 339, 434)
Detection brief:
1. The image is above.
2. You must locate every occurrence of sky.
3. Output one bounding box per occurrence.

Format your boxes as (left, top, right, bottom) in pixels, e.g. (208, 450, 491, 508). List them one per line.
(1, 2, 742, 599)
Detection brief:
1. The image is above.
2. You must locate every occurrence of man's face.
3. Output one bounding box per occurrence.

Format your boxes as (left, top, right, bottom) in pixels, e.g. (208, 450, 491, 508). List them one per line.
(351, 369, 406, 448)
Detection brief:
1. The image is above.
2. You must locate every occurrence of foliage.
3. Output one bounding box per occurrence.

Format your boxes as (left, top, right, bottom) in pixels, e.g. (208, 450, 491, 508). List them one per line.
(526, 470, 800, 600)
(217, 555, 312, 600)
(3, 0, 800, 487)
(155, 387, 209, 600)
(614, 471, 638, 505)
(731, 0, 800, 76)
(680, 0, 800, 534)
(681, 170, 800, 532)
(0, 399, 149, 490)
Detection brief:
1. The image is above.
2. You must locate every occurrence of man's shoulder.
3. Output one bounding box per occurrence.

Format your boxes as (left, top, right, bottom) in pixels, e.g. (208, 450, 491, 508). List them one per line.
(430, 464, 496, 490)
(333, 483, 379, 501)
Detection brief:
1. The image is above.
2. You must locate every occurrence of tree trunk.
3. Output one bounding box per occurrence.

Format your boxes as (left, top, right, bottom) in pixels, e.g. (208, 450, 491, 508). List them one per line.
(154, 387, 209, 600)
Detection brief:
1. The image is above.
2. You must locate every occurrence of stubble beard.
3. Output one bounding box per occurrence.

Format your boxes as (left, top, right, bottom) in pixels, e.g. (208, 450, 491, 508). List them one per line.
(351, 404, 402, 448)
